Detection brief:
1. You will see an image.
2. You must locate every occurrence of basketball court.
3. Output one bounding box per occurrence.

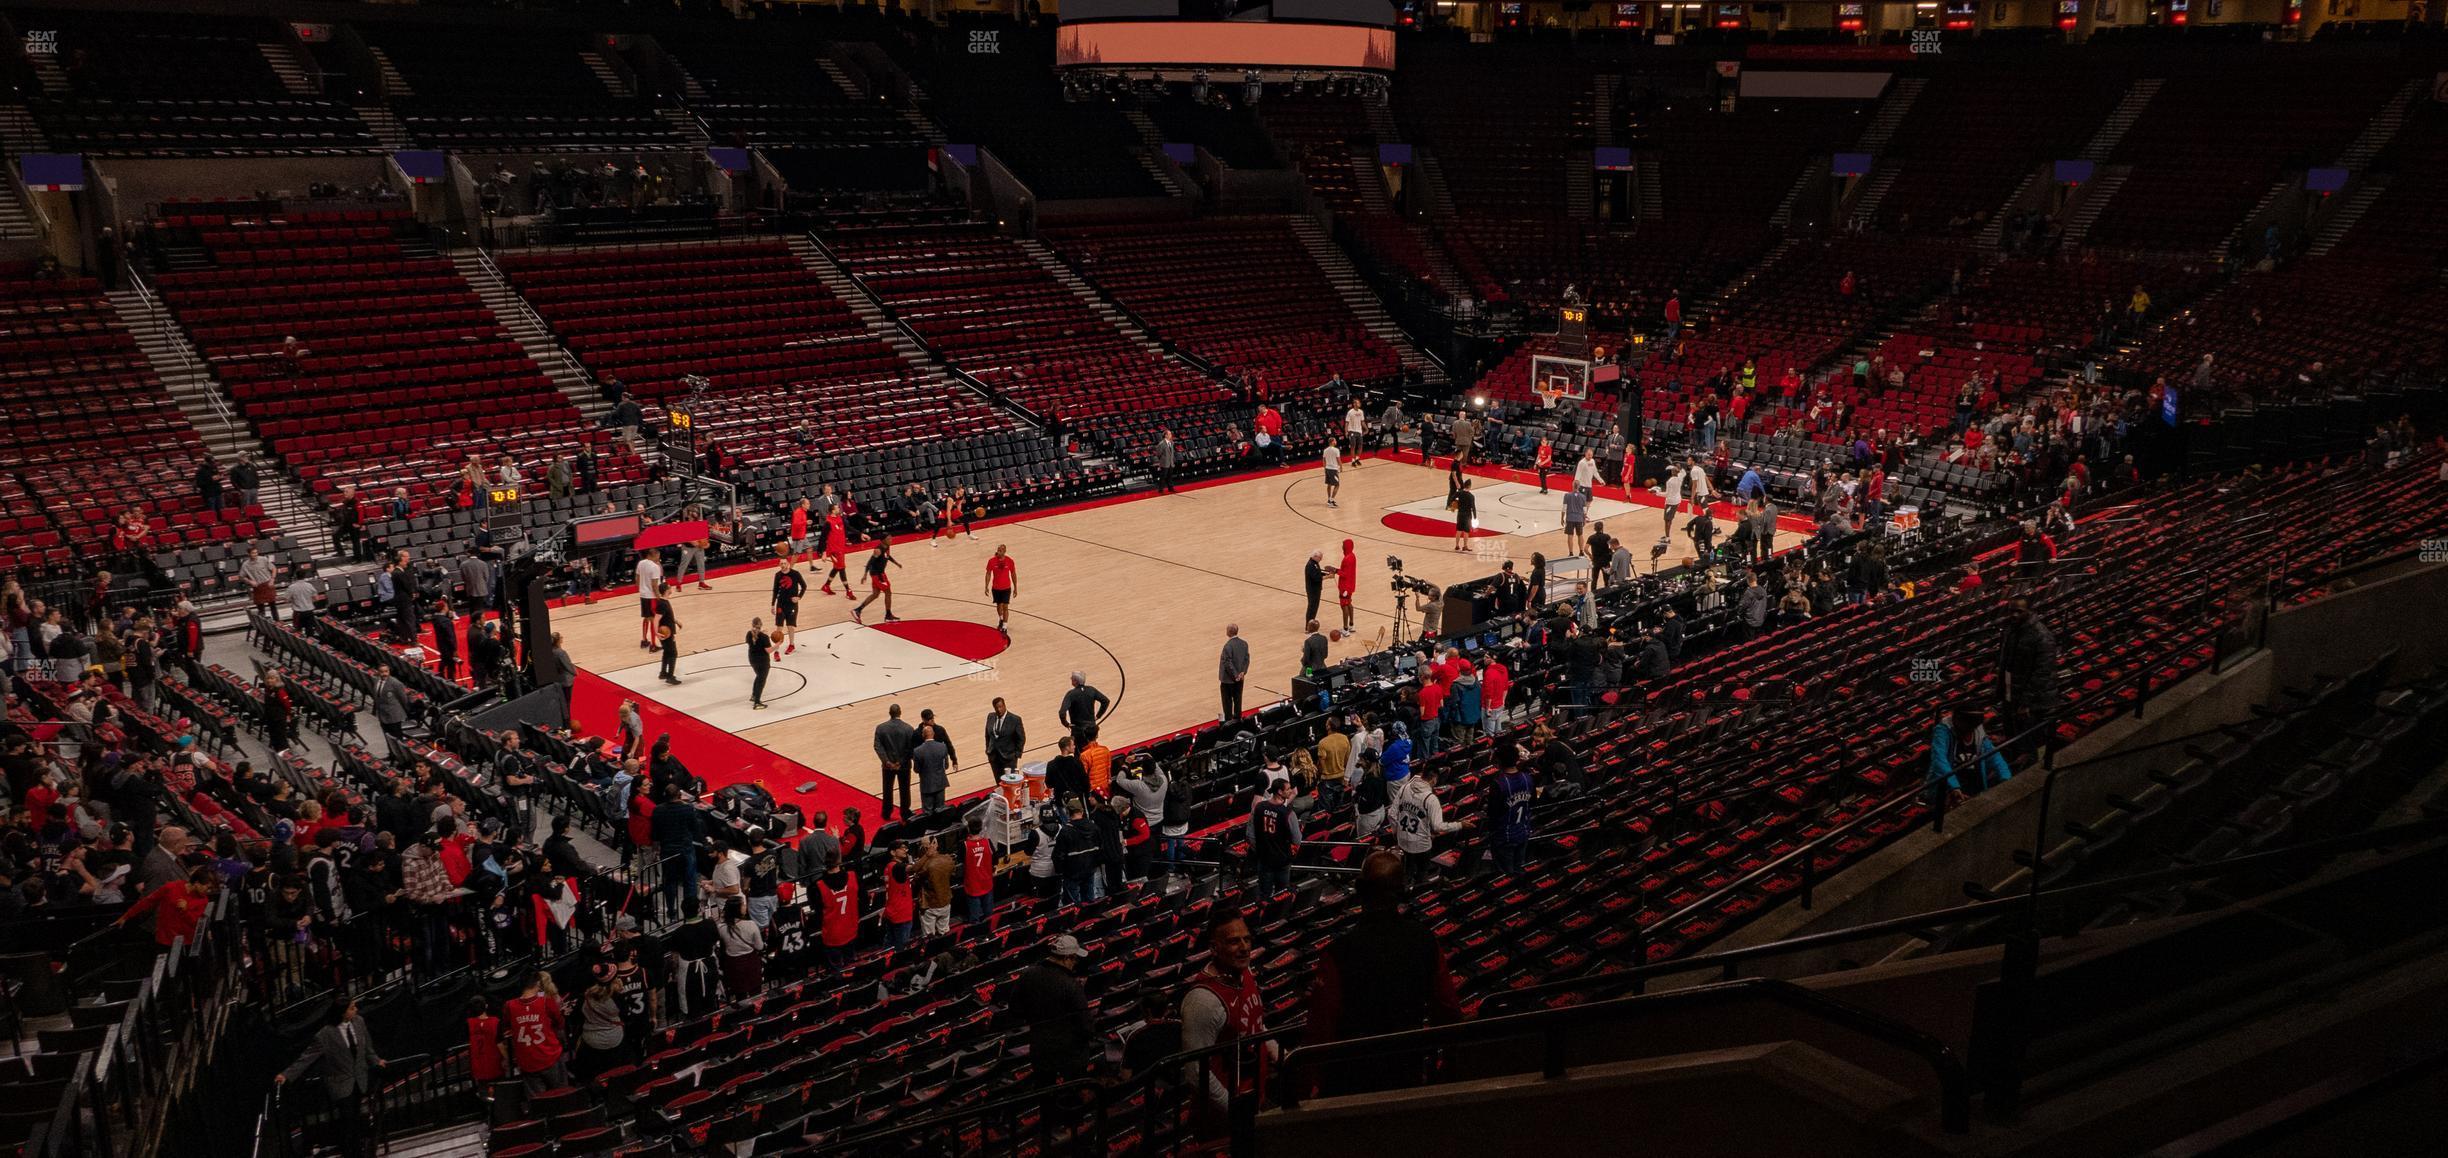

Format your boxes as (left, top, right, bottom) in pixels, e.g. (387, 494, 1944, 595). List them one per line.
(551, 455, 1815, 812)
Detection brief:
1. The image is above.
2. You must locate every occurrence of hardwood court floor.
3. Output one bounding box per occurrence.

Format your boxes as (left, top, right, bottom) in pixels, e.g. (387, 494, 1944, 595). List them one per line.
(552, 457, 1810, 802)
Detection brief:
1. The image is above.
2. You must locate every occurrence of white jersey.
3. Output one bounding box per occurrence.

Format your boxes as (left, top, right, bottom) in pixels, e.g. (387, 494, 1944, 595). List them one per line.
(1686, 466, 1712, 505)
(1661, 470, 1685, 507)
(1573, 458, 1599, 490)
(635, 556, 663, 596)
(1391, 778, 1455, 854)
(1323, 445, 1341, 473)
(1345, 406, 1366, 437)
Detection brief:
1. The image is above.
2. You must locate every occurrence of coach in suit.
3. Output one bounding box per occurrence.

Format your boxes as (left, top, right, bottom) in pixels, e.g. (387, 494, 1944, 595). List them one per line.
(984, 698, 1026, 778)
(1219, 624, 1251, 721)
(277, 999, 387, 1158)
(874, 704, 917, 821)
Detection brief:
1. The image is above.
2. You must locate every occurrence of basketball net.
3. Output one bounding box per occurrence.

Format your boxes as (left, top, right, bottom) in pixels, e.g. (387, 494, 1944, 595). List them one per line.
(1537, 384, 1565, 410)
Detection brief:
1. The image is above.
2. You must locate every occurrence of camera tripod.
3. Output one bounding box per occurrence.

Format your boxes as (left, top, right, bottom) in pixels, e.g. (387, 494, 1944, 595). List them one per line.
(1389, 589, 1412, 644)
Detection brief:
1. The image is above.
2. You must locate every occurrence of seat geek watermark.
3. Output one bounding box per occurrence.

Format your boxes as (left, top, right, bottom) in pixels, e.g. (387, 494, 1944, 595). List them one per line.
(1910, 30, 1944, 55)
(23, 30, 57, 57)
(968, 30, 1000, 55)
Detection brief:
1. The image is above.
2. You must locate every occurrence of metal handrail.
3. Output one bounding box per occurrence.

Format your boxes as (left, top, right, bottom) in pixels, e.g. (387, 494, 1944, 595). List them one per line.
(125, 265, 246, 451)
(466, 244, 603, 401)
(1277, 976, 1973, 1133)
(1481, 815, 2448, 1015)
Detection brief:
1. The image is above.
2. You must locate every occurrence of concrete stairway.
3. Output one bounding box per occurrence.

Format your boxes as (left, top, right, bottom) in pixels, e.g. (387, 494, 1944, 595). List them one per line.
(105, 284, 335, 559)
(446, 249, 607, 424)
(257, 42, 317, 97)
(2335, 77, 2426, 168)
(673, 61, 708, 101)
(1634, 156, 1664, 221)
(0, 177, 36, 241)
(2058, 165, 2132, 249)
(0, 104, 50, 154)
(1349, 146, 1393, 214)
(354, 105, 410, 150)
(1847, 166, 1902, 225)
(1415, 149, 1460, 222)
(24, 49, 67, 94)
(1977, 165, 2049, 251)
(1853, 77, 1925, 155)
(106, 287, 248, 462)
(368, 46, 413, 99)
(1012, 238, 1173, 359)
(1363, 97, 1401, 144)
(899, 106, 947, 147)
(1290, 216, 1445, 386)
(2080, 79, 2161, 162)
(2306, 181, 2386, 257)
(816, 58, 866, 101)
(1565, 151, 1593, 219)
(1590, 75, 1616, 149)
(1766, 167, 1817, 230)
(781, 233, 949, 380)
(579, 50, 633, 99)
(380, 1120, 487, 1158)
(1122, 108, 1200, 199)
(657, 107, 712, 149)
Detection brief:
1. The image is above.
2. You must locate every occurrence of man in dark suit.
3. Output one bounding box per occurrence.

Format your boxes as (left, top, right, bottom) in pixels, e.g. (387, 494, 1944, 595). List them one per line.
(983, 697, 1026, 779)
(277, 999, 387, 1158)
(873, 703, 917, 821)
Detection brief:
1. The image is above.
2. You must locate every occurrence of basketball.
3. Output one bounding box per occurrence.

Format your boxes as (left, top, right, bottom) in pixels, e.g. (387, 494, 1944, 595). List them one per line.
(1328, 629, 1343, 643)
(770, 630, 786, 645)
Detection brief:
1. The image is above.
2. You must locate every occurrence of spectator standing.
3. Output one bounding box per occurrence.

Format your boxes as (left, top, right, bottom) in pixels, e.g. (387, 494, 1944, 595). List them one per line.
(503, 973, 571, 1093)
(1218, 625, 1251, 721)
(1059, 671, 1110, 749)
(1299, 851, 1465, 1096)
(276, 999, 387, 1158)
(873, 704, 916, 821)
(1180, 910, 1274, 1132)
(915, 836, 956, 937)
(1391, 764, 1464, 882)
(1005, 936, 1095, 1081)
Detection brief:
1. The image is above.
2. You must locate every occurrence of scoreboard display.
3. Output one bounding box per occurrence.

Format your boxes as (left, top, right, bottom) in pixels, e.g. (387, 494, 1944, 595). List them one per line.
(1058, 0, 1395, 73)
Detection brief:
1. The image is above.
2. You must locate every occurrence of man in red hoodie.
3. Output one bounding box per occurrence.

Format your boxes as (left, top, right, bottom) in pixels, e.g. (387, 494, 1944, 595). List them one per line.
(1480, 657, 1512, 739)
(118, 866, 216, 948)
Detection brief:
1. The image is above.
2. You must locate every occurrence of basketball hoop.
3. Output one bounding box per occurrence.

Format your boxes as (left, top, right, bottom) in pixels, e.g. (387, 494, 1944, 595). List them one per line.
(1536, 384, 1565, 410)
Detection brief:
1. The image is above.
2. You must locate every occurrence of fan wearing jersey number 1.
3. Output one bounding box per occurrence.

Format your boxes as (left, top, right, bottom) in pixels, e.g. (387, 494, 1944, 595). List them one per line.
(985, 545, 1018, 640)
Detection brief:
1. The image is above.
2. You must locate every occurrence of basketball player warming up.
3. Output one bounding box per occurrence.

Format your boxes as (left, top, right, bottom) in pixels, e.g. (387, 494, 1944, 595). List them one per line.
(985, 545, 1018, 639)
(852, 542, 902, 624)
(819, 510, 852, 597)
(770, 552, 807, 655)
(1336, 539, 1359, 633)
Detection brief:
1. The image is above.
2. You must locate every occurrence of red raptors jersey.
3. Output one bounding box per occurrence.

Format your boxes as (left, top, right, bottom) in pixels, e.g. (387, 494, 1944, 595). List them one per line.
(1189, 965, 1268, 1092)
(884, 863, 914, 923)
(819, 873, 860, 948)
(963, 836, 994, 898)
(504, 994, 564, 1073)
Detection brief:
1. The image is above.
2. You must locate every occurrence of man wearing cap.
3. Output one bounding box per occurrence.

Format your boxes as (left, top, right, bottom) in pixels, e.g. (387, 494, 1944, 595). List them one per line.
(1004, 935, 1094, 1081)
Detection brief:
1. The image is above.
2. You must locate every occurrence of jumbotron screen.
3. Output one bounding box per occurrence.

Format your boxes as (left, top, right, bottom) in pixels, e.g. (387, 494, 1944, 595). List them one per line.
(1057, 0, 1395, 72)
(1057, 21, 1395, 70)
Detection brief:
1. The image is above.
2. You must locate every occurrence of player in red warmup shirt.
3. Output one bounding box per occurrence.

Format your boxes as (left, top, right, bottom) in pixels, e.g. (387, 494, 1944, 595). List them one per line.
(503, 972, 572, 1092)
(820, 511, 852, 596)
(985, 545, 1019, 639)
